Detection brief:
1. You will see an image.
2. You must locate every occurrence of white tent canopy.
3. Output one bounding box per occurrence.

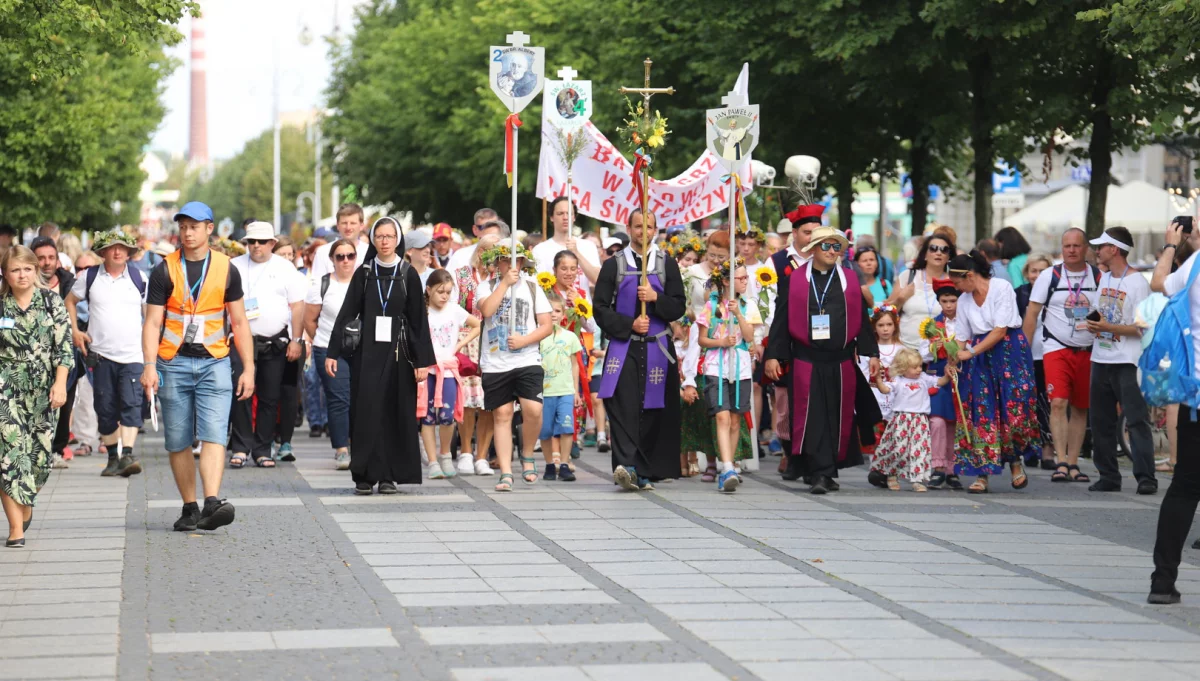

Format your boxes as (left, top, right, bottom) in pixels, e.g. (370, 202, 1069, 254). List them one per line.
(1003, 180, 1176, 234)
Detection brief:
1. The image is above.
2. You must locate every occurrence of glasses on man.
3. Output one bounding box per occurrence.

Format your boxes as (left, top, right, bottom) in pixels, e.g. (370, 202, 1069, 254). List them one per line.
(928, 244, 951, 254)
(606, 247, 622, 256)
(245, 239, 272, 246)
(333, 253, 355, 262)
(818, 242, 843, 252)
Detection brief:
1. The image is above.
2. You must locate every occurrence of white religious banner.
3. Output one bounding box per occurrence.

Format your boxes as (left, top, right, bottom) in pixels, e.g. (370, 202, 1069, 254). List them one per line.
(537, 64, 754, 228)
(543, 66, 592, 132)
(489, 32, 545, 114)
(706, 104, 759, 170)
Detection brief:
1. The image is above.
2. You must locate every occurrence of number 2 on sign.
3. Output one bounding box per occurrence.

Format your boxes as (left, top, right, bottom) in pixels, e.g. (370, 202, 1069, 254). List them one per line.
(492, 49, 502, 62)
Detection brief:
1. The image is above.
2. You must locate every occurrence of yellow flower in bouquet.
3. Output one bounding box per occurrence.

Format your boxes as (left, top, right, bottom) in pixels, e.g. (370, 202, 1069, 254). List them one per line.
(755, 266, 778, 287)
(537, 272, 556, 291)
(573, 298, 593, 319)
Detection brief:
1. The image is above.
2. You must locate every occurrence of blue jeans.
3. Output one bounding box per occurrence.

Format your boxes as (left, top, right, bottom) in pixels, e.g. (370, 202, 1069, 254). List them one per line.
(157, 355, 232, 453)
(313, 346, 350, 449)
(303, 358, 327, 428)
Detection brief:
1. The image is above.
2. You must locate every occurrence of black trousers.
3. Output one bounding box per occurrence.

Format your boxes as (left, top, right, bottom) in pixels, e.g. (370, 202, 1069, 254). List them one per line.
(1152, 408, 1200, 593)
(276, 357, 301, 445)
(229, 346, 287, 461)
(52, 380, 78, 456)
(1091, 363, 1156, 487)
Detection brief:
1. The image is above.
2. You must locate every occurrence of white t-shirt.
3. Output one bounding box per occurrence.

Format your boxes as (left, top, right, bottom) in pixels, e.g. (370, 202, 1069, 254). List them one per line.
(956, 277, 1022, 339)
(446, 243, 477, 274)
(476, 274, 552, 373)
(69, 265, 146, 364)
(764, 246, 810, 328)
(1029, 264, 1099, 352)
(898, 269, 942, 351)
(59, 252, 74, 273)
(427, 304, 471, 363)
(698, 297, 760, 381)
(231, 254, 307, 337)
(885, 373, 938, 415)
(861, 342, 901, 420)
(1163, 250, 1200, 380)
(1091, 267, 1150, 365)
(532, 237, 601, 289)
(304, 275, 351, 349)
(310, 240, 369, 280)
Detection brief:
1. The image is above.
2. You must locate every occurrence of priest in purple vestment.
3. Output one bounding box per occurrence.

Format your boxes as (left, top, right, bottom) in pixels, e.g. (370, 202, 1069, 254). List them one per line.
(594, 210, 687, 490)
(765, 226, 880, 494)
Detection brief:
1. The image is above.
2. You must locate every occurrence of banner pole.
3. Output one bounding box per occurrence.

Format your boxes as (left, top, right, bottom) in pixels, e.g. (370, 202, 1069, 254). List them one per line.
(510, 125, 519, 330)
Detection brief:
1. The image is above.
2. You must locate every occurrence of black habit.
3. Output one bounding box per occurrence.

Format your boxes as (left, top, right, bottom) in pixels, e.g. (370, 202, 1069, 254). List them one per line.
(593, 249, 687, 481)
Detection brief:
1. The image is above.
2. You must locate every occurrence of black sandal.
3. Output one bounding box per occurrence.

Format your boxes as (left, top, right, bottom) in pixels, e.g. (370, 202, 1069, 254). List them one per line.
(253, 456, 276, 468)
(928, 471, 947, 489)
(1068, 464, 1090, 483)
(1011, 462, 1029, 489)
(1051, 462, 1070, 482)
(945, 474, 964, 490)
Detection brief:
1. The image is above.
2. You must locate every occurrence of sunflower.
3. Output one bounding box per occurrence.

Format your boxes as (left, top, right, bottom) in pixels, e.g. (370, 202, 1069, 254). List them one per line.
(755, 266, 778, 287)
(573, 298, 593, 319)
(537, 272, 557, 291)
(918, 317, 939, 340)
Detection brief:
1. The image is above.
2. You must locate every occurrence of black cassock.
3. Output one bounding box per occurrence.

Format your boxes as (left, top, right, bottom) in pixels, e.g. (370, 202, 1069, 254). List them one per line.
(593, 251, 686, 481)
(328, 261, 435, 485)
(766, 265, 880, 479)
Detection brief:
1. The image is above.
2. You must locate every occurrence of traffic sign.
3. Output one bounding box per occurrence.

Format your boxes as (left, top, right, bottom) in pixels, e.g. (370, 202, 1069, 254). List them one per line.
(992, 163, 1021, 194)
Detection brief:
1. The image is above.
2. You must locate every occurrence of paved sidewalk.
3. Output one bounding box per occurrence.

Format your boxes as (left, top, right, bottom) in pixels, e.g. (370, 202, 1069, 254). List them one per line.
(4, 434, 1198, 681)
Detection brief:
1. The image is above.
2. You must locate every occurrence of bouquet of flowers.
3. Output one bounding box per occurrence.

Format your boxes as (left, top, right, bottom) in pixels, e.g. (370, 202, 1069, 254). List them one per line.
(536, 272, 556, 291)
(918, 316, 971, 446)
(754, 266, 777, 321)
(616, 98, 670, 152)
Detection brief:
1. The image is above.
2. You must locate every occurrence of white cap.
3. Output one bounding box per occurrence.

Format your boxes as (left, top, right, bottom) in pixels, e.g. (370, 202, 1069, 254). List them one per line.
(602, 237, 622, 249)
(776, 217, 793, 234)
(1089, 231, 1132, 251)
(241, 221, 277, 242)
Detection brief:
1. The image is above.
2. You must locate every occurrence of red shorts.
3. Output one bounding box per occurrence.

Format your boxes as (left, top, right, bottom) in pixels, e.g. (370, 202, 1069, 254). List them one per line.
(1043, 347, 1091, 409)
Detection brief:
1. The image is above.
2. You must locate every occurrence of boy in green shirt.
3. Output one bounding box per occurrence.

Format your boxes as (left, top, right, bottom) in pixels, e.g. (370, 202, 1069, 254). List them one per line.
(540, 295, 583, 481)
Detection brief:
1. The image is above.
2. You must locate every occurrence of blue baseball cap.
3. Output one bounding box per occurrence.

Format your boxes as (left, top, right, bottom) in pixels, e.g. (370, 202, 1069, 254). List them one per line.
(173, 201, 214, 223)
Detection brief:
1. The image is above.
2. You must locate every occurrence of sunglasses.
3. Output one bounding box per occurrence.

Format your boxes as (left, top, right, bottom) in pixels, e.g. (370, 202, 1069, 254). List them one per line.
(928, 244, 952, 254)
(333, 252, 355, 262)
(606, 247, 622, 256)
(245, 239, 274, 246)
(818, 242, 843, 252)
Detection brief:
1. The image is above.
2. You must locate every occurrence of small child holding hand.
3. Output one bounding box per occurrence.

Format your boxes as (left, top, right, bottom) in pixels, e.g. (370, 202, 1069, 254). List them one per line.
(873, 348, 954, 492)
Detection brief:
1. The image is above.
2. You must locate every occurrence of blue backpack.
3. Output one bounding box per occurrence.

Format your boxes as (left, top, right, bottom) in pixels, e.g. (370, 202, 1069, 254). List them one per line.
(1139, 259, 1200, 408)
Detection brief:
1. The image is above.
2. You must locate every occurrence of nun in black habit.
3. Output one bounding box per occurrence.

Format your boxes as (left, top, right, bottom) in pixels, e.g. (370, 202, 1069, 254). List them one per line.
(326, 217, 435, 494)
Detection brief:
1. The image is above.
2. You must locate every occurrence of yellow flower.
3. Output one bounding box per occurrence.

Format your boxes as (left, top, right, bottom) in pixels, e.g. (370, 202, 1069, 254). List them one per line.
(574, 298, 593, 319)
(918, 317, 939, 340)
(755, 266, 778, 287)
(647, 133, 664, 148)
(537, 272, 557, 291)
(670, 236, 679, 244)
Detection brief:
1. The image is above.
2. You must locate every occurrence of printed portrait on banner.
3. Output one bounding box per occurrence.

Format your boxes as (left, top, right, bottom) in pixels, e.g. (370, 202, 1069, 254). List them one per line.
(489, 42, 545, 113)
(705, 105, 760, 170)
(544, 78, 593, 132)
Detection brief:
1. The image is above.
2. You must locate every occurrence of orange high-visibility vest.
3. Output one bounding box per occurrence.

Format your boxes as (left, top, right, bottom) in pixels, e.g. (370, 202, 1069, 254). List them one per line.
(158, 249, 231, 360)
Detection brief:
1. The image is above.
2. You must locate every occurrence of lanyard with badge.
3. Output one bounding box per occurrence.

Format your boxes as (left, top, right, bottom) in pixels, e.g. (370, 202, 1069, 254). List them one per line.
(1063, 269, 1090, 333)
(374, 261, 396, 343)
(1097, 265, 1129, 350)
(184, 254, 211, 344)
(243, 260, 268, 321)
(811, 268, 835, 340)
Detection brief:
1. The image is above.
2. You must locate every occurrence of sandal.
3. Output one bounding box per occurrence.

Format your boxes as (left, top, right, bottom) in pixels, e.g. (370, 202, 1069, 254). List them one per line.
(887, 475, 900, 491)
(229, 453, 247, 469)
(495, 473, 513, 492)
(1067, 464, 1090, 483)
(928, 471, 946, 489)
(1156, 461, 1175, 473)
(687, 453, 700, 477)
(1051, 462, 1070, 482)
(74, 443, 93, 457)
(253, 456, 276, 468)
(680, 453, 693, 477)
(1010, 462, 1029, 489)
(701, 465, 717, 483)
(519, 456, 538, 484)
(945, 474, 964, 490)
(912, 482, 928, 493)
(968, 478, 989, 494)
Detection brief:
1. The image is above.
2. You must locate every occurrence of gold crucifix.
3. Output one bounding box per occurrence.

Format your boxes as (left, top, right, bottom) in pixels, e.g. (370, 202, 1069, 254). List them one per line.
(618, 58, 674, 315)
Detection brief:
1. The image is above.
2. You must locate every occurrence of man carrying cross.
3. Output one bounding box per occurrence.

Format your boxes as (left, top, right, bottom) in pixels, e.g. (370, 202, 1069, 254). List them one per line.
(594, 209, 687, 490)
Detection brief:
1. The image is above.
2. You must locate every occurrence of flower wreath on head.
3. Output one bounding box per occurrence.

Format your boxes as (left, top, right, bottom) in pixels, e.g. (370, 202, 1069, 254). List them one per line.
(873, 303, 899, 317)
(479, 242, 537, 276)
(706, 256, 746, 290)
(664, 230, 706, 261)
(736, 225, 766, 244)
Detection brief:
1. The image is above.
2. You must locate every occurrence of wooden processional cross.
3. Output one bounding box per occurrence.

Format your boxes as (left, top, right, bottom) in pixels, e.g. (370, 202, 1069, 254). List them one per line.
(618, 58, 674, 315)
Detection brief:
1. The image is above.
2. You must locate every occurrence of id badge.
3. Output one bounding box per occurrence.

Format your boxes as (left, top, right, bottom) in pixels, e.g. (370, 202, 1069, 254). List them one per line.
(1098, 331, 1116, 350)
(183, 318, 199, 344)
(812, 314, 831, 341)
(244, 297, 261, 321)
(1069, 306, 1088, 332)
(375, 316, 392, 343)
(0, 317, 14, 330)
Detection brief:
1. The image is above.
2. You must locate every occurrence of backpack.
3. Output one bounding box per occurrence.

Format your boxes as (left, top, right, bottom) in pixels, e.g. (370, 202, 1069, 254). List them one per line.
(320, 273, 331, 300)
(1039, 264, 1101, 348)
(613, 249, 667, 288)
(1139, 259, 1200, 409)
(84, 264, 146, 300)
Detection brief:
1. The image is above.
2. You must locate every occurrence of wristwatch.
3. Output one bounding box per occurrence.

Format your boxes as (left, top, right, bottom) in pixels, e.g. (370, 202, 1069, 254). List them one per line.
(1164, 244, 1178, 251)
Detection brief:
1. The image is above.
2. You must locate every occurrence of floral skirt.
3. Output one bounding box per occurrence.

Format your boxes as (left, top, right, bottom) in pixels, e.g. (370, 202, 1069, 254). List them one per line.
(680, 375, 753, 461)
(873, 412, 932, 482)
(955, 329, 1043, 476)
(458, 327, 485, 410)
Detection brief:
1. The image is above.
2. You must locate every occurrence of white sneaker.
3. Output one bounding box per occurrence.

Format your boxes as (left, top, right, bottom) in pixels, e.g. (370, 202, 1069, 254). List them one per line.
(474, 458, 495, 476)
(51, 453, 69, 469)
(334, 451, 350, 471)
(428, 462, 445, 480)
(456, 455, 475, 476)
(597, 434, 610, 453)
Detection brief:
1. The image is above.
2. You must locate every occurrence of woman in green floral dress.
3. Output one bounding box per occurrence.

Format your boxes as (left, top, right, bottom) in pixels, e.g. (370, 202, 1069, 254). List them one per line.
(0, 246, 73, 546)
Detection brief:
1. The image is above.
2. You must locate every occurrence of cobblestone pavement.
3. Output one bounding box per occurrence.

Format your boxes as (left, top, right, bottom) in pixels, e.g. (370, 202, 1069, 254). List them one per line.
(5, 431, 1199, 681)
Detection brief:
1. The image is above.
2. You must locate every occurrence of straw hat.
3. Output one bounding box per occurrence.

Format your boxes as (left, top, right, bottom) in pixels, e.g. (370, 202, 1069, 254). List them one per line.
(800, 225, 850, 253)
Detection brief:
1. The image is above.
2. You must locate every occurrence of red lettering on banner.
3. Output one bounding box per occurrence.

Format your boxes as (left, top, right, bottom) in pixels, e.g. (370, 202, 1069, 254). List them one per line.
(615, 205, 631, 225)
(651, 198, 664, 213)
(600, 197, 615, 219)
(578, 192, 592, 212)
(613, 155, 627, 171)
(601, 171, 624, 193)
(660, 192, 675, 204)
(625, 185, 641, 203)
(680, 188, 698, 206)
(712, 185, 727, 205)
(547, 175, 557, 190)
(591, 144, 614, 165)
(702, 156, 716, 171)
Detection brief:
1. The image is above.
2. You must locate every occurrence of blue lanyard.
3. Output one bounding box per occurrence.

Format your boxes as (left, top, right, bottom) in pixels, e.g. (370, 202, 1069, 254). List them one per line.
(374, 261, 396, 315)
(184, 254, 211, 313)
(811, 268, 836, 314)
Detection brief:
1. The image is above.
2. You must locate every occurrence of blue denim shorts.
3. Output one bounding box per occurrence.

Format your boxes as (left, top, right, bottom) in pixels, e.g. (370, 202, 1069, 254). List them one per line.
(538, 394, 575, 441)
(157, 355, 233, 453)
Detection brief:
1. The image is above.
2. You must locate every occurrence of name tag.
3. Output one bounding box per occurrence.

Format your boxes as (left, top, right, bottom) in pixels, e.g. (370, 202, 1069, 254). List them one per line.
(183, 318, 199, 344)
(1069, 305, 1089, 331)
(812, 314, 831, 341)
(0, 317, 14, 330)
(375, 316, 392, 343)
(244, 297, 261, 320)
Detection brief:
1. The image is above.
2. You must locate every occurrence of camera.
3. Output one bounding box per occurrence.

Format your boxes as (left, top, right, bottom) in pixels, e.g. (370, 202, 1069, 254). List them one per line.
(1174, 215, 1193, 234)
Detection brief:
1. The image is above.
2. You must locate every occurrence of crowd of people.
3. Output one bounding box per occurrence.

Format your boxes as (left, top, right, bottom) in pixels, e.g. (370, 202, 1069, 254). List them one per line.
(0, 199, 1196, 605)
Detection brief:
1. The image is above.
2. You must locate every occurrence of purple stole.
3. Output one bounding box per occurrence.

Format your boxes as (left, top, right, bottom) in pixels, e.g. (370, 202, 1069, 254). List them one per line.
(597, 263, 670, 409)
(786, 262, 862, 461)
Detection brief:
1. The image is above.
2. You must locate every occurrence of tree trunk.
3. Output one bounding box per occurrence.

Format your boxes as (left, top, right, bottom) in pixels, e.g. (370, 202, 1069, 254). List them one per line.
(1086, 50, 1115, 240)
(836, 169, 854, 234)
(909, 136, 930, 238)
(969, 52, 994, 238)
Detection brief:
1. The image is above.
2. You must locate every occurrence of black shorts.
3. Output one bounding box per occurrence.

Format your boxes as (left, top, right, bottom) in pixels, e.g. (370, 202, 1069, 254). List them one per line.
(482, 366, 544, 411)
